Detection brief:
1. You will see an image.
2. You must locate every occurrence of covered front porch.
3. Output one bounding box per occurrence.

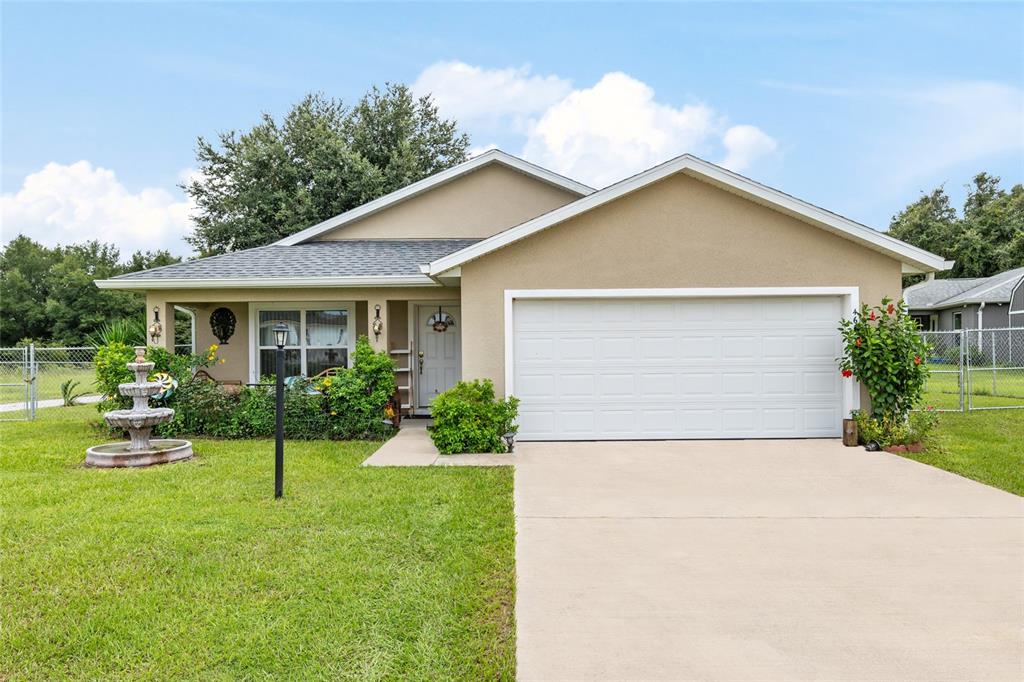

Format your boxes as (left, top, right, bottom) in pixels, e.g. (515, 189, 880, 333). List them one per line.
(147, 287, 462, 416)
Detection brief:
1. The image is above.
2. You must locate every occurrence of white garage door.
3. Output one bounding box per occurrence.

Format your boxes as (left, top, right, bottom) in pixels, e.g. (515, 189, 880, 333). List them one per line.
(512, 296, 845, 440)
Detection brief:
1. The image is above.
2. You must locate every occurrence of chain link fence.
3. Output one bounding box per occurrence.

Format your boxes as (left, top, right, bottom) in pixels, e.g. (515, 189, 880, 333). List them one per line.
(0, 345, 100, 420)
(919, 327, 1024, 412)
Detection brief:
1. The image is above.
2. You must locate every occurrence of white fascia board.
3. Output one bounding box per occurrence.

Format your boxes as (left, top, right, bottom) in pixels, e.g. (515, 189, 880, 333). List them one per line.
(427, 154, 950, 276)
(94, 275, 439, 290)
(274, 150, 594, 246)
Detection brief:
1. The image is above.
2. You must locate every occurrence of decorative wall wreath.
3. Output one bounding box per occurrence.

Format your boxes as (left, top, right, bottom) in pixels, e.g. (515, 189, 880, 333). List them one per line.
(209, 307, 237, 344)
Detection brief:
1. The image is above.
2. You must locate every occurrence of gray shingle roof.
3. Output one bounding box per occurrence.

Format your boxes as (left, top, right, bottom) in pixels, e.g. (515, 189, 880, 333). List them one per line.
(904, 267, 1024, 310)
(111, 239, 482, 281)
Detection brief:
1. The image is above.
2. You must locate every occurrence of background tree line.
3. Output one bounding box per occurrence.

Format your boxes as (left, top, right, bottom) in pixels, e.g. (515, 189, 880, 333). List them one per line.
(888, 173, 1023, 280)
(0, 237, 179, 346)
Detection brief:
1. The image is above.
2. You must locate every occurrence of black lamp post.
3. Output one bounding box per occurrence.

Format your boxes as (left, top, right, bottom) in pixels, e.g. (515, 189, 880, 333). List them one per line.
(273, 322, 289, 499)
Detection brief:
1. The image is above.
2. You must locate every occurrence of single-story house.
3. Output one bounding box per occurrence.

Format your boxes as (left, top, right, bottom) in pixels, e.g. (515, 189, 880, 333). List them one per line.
(904, 267, 1024, 332)
(97, 150, 950, 440)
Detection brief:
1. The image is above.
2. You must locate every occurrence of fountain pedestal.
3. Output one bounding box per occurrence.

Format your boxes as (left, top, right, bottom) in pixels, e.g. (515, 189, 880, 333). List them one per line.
(86, 346, 192, 467)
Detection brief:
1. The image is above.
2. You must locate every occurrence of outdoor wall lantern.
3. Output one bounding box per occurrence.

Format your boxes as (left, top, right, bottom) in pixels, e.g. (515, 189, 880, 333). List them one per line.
(427, 306, 455, 333)
(372, 304, 384, 341)
(210, 307, 237, 344)
(148, 307, 163, 344)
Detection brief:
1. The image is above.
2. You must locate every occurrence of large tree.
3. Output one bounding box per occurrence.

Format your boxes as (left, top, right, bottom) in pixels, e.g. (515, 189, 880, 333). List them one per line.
(888, 173, 1024, 279)
(184, 85, 470, 255)
(0, 236, 179, 346)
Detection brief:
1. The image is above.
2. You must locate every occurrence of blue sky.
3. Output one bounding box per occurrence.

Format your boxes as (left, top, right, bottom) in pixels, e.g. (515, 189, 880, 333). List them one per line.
(2, 2, 1022, 256)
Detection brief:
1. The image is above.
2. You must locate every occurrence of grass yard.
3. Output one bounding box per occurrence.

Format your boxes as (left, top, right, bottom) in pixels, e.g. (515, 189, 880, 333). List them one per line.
(0, 365, 98, 404)
(904, 408, 1024, 496)
(0, 406, 515, 680)
(922, 363, 1024, 410)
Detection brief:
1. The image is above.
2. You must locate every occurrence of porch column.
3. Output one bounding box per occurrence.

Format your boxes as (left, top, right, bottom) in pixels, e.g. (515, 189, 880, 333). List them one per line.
(145, 294, 175, 352)
(366, 296, 388, 353)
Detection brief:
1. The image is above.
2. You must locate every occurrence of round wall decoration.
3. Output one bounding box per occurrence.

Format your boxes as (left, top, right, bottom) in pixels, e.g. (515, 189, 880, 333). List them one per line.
(209, 307, 237, 344)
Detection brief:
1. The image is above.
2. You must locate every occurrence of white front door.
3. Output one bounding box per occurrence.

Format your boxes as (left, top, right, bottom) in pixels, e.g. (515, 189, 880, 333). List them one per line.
(511, 296, 845, 440)
(415, 305, 461, 410)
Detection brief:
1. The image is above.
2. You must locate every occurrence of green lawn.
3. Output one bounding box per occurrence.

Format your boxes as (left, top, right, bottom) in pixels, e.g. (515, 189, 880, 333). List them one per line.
(0, 407, 515, 680)
(921, 363, 1024, 410)
(0, 365, 98, 404)
(903, 408, 1024, 496)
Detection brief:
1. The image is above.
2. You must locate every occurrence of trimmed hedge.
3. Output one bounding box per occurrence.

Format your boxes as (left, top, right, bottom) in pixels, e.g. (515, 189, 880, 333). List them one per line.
(429, 379, 519, 455)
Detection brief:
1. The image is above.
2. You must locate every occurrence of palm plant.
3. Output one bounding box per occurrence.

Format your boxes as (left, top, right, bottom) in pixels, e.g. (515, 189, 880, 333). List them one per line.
(61, 379, 87, 407)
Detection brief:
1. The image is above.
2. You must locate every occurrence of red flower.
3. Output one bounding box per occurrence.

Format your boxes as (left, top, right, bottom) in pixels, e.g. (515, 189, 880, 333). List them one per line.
(841, 368, 853, 378)
(887, 303, 895, 314)
(869, 310, 877, 321)
(855, 337, 862, 347)
(914, 355, 922, 365)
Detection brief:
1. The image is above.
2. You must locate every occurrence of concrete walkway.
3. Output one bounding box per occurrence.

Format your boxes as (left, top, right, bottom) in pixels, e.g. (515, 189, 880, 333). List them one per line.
(0, 394, 101, 413)
(514, 439, 1024, 681)
(361, 420, 515, 467)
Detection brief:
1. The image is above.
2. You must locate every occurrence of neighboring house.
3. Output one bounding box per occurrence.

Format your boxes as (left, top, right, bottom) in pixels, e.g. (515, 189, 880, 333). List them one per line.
(904, 267, 1024, 332)
(97, 150, 950, 440)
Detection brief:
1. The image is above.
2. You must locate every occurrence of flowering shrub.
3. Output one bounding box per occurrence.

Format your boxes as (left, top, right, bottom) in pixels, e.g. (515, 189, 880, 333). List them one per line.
(838, 298, 930, 421)
(95, 343, 222, 412)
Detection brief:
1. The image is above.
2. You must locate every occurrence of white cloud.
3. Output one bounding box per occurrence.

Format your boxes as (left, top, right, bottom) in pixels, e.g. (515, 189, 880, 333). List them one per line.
(1, 161, 193, 256)
(722, 125, 779, 172)
(413, 61, 572, 132)
(415, 63, 779, 188)
(523, 72, 776, 186)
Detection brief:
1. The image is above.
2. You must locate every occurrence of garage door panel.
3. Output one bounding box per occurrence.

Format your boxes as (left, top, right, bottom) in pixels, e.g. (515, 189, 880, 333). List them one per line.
(513, 297, 844, 440)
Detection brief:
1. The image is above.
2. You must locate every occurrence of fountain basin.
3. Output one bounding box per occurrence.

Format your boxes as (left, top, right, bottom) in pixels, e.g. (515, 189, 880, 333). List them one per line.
(104, 407, 175, 430)
(86, 439, 193, 468)
(118, 382, 166, 398)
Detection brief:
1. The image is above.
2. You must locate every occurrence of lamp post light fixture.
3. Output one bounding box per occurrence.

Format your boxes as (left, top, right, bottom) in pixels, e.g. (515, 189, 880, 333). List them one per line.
(273, 322, 288, 498)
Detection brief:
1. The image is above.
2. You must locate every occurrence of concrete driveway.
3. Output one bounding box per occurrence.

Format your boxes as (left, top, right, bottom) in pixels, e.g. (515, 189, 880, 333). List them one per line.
(514, 439, 1024, 681)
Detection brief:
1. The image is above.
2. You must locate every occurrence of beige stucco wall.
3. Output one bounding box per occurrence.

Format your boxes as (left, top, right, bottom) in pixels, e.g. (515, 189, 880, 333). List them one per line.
(318, 163, 582, 240)
(146, 287, 457, 382)
(458, 172, 904, 396)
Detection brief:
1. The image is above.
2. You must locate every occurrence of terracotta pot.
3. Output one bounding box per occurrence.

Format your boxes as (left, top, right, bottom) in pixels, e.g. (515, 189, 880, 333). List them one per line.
(906, 442, 924, 453)
(884, 444, 908, 454)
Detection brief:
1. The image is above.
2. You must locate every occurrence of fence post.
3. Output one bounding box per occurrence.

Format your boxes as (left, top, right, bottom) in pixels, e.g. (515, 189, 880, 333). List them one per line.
(991, 331, 996, 396)
(28, 343, 36, 420)
(959, 330, 966, 412)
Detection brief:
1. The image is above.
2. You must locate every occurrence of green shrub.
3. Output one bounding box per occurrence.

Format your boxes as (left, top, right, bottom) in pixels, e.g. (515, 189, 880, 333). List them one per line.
(852, 407, 939, 447)
(284, 381, 329, 439)
(429, 379, 519, 455)
(156, 379, 237, 437)
(230, 385, 277, 438)
(316, 337, 396, 440)
(94, 342, 135, 410)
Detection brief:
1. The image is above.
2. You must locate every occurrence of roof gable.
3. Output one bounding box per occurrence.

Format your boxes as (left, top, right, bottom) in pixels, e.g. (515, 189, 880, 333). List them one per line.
(276, 150, 593, 245)
(425, 154, 951, 276)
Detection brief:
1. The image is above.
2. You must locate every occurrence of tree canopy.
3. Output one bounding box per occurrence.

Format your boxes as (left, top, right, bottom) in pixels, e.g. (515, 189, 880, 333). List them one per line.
(184, 85, 470, 255)
(0, 236, 179, 346)
(888, 173, 1024, 279)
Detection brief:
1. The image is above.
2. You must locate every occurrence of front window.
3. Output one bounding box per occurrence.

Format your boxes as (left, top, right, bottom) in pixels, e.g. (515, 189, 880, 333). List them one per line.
(952, 312, 962, 330)
(256, 305, 350, 379)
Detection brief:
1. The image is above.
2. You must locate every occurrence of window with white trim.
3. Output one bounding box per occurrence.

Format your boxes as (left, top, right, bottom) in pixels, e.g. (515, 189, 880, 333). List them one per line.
(256, 305, 352, 379)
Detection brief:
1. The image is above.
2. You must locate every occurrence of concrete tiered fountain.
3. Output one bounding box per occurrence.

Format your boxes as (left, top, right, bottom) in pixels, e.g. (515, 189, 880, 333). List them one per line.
(86, 346, 193, 467)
